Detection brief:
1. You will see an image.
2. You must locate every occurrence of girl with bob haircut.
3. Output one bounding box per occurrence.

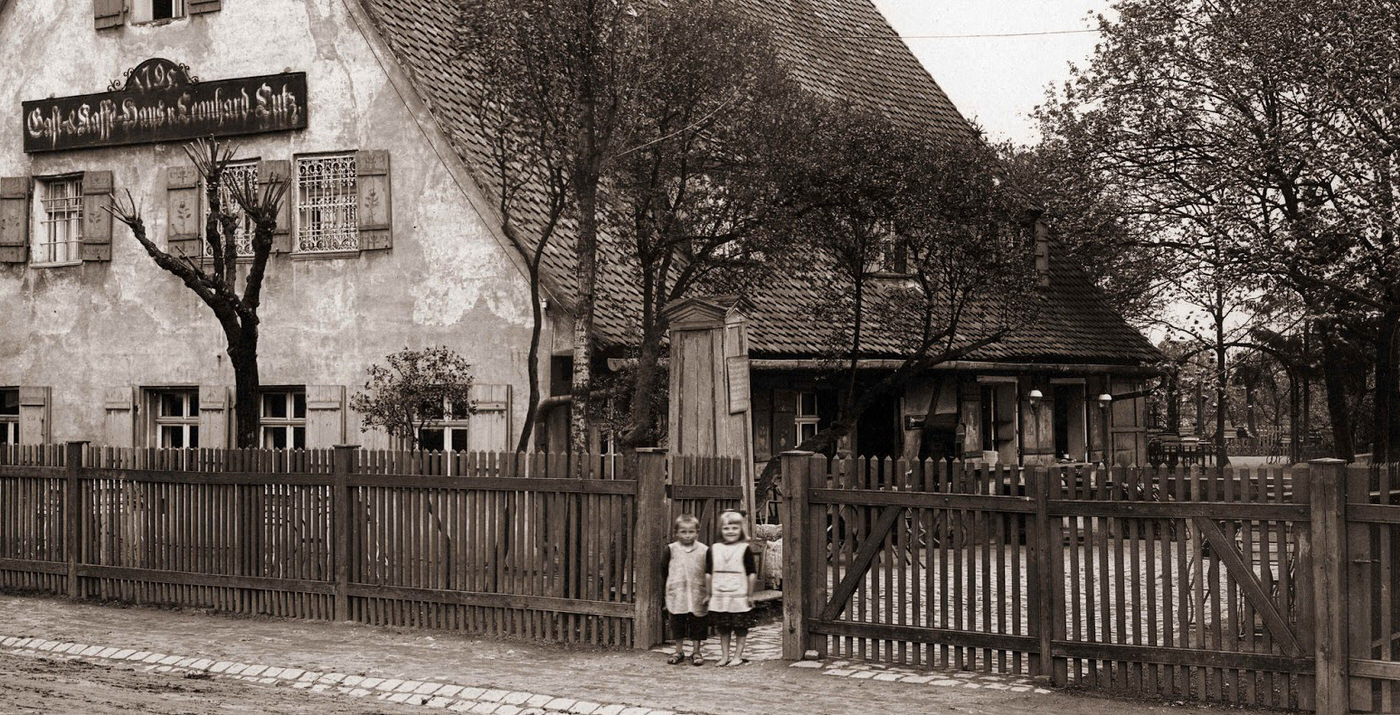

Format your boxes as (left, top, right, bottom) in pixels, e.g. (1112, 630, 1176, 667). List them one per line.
(703, 510, 758, 666)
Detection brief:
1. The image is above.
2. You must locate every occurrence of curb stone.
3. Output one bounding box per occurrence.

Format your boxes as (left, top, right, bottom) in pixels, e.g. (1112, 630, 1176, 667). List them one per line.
(0, 631, 707, 715)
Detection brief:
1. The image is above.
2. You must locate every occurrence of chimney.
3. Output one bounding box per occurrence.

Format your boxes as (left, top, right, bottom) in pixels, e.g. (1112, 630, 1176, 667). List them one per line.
(1033, 217, 1051, 288)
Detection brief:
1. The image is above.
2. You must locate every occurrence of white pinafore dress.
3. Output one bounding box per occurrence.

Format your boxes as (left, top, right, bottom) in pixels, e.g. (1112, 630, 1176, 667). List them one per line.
(665, 542, 708, 616)
(707, 542, 751, 613)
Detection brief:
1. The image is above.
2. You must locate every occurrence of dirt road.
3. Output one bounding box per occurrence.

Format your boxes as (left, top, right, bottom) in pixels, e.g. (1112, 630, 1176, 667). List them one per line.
(0, 594, 1254, 714)
(0, 650, 421, 714)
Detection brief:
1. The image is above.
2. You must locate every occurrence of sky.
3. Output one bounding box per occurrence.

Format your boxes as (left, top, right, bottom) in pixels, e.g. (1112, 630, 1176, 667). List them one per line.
(871, 0, 1113, 146)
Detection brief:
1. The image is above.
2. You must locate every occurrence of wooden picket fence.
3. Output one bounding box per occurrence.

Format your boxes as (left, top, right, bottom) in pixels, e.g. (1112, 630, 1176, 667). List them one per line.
(0, 443, 711, 650)
(668, 455, 744, 542)
(780, 453, 1400, 714)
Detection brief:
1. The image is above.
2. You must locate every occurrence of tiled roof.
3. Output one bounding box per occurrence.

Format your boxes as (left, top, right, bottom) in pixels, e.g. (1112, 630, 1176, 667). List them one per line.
(358, 0, 1161, 367)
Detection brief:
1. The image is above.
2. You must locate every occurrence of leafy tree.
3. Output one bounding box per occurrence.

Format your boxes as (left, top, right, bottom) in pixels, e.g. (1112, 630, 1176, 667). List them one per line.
(458, 0, 646, 451)
(755, 110, 1038, 499)
(459, 0, 808, 453)
(109, 139, 286, 448)
(1003, 141, 1168, 328)
(602, 0, 806, 449)
(350, 346, 477, 450)
(1038, 0, 1400, 461)
(460, 33, 572, 453)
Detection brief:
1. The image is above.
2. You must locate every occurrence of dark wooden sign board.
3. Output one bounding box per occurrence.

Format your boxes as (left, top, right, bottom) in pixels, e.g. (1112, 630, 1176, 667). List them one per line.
(23, 58, 307, 153)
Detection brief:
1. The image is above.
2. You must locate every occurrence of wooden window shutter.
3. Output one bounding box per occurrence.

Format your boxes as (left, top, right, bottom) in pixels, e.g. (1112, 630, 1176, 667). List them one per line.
(103, 387, 136, 448)
(355, 150, 392, 251)
(305, 385, 346, 448)
(81, 170, 114, 262)
(166, 165, 202, 258)
(94, 0, 125, 29)
(257, 159, 292, 253)
(17, 386, 50, 445)
(0, 176, 30, 264)
(188, 0, 222, 15)
(198, 385, 232, 449)
(466, 384, 511, 452)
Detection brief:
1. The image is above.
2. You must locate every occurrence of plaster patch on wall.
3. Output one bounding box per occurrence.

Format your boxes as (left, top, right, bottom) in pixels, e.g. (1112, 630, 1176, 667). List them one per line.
(410, 185, 530, 328)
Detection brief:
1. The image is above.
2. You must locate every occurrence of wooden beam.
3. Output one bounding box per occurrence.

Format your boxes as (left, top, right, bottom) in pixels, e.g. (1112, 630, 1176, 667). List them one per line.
(810, 619, 1037, 653)
(811, 489, 1036, 514)
(1051, 641, 1313, 674)
(632, 450, 668, 649)
(819, 505, 905, 621)
(1055, 500, 1308, 521)
(1192, 517, 1303, 656)
(76, 565, 335, 595)
(1310, 459, 1349, 715)
(0, 557, 65, 574)
(781, 451, 814, 660)
(345, 584, 633, 618)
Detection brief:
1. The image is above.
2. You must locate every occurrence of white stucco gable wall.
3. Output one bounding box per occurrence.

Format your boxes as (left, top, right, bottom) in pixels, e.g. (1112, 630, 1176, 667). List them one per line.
(0, 0, 545, 448)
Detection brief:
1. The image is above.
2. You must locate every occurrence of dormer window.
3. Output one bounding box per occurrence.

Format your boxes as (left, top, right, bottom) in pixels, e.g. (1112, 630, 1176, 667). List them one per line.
(132, 0, 185, 23)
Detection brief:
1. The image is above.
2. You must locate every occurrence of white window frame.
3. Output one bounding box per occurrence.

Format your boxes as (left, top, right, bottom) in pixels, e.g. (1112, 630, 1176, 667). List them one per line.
(205, 160, 258, 259)
(294, 153, 359, 254)
(0, 388, 18, 445)
(32, 176, 83, 267)
(147, 388, 199, 448)
(415, 398, 471, 453)
(131, 0, 186, 24)
(260, 388, 307, 449)
(795, 391, 820, 445)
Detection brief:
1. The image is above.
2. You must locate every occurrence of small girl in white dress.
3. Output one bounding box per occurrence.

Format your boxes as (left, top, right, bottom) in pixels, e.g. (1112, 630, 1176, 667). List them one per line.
(703, 510, 757, 666)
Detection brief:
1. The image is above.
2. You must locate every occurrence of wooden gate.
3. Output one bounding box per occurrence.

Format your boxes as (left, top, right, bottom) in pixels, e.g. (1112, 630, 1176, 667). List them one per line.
(1346, 464, 1400, 712)
(669, 455, 744, 542)
(782, 453, 1333, 711)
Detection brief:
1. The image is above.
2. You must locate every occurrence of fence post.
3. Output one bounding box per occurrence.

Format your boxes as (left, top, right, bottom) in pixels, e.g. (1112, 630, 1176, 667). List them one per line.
(781, 451, 814, 660)
(1346, 461, 1374, 709)
(1309, 458, 1349, 715)
(64, 441, 87, 601)
(332, 445, 357, 622)
(633, 448, 669, 650)
(1031, 466, 1063, 682)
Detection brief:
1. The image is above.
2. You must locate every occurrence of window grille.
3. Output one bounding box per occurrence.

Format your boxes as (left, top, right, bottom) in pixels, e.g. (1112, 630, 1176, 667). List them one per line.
(295, 155, 358, 253)
(205, 161, 258, 258)
(260, 389, 306, 449)
(0, 389, 17, 445)
(35, 178, 83, 265)
(151, 389, 199, 448)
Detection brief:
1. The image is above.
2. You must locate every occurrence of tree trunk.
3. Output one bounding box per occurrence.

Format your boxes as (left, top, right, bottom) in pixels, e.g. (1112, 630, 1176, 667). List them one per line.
(570, 131, 601, 453)
(1320, 322, 1356, 462)
(1215, 338, 1230, 468)
(515, 264, 544, 454)
(1165, 368, 1181, 434)
(623, 322, 664, 450)
(1374, 308, 1400, 463)
(228, 334, 260, 449)
(845, 274, 865, 414)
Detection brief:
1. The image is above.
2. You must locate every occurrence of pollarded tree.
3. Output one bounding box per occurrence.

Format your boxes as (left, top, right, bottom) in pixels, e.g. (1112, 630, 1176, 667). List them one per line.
(110, 139, 287, 448)
(349, 346, 477, 450)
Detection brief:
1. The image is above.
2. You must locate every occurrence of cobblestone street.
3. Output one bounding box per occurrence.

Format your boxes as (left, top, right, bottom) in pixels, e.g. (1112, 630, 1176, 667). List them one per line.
(0, 595, 1270, 714)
